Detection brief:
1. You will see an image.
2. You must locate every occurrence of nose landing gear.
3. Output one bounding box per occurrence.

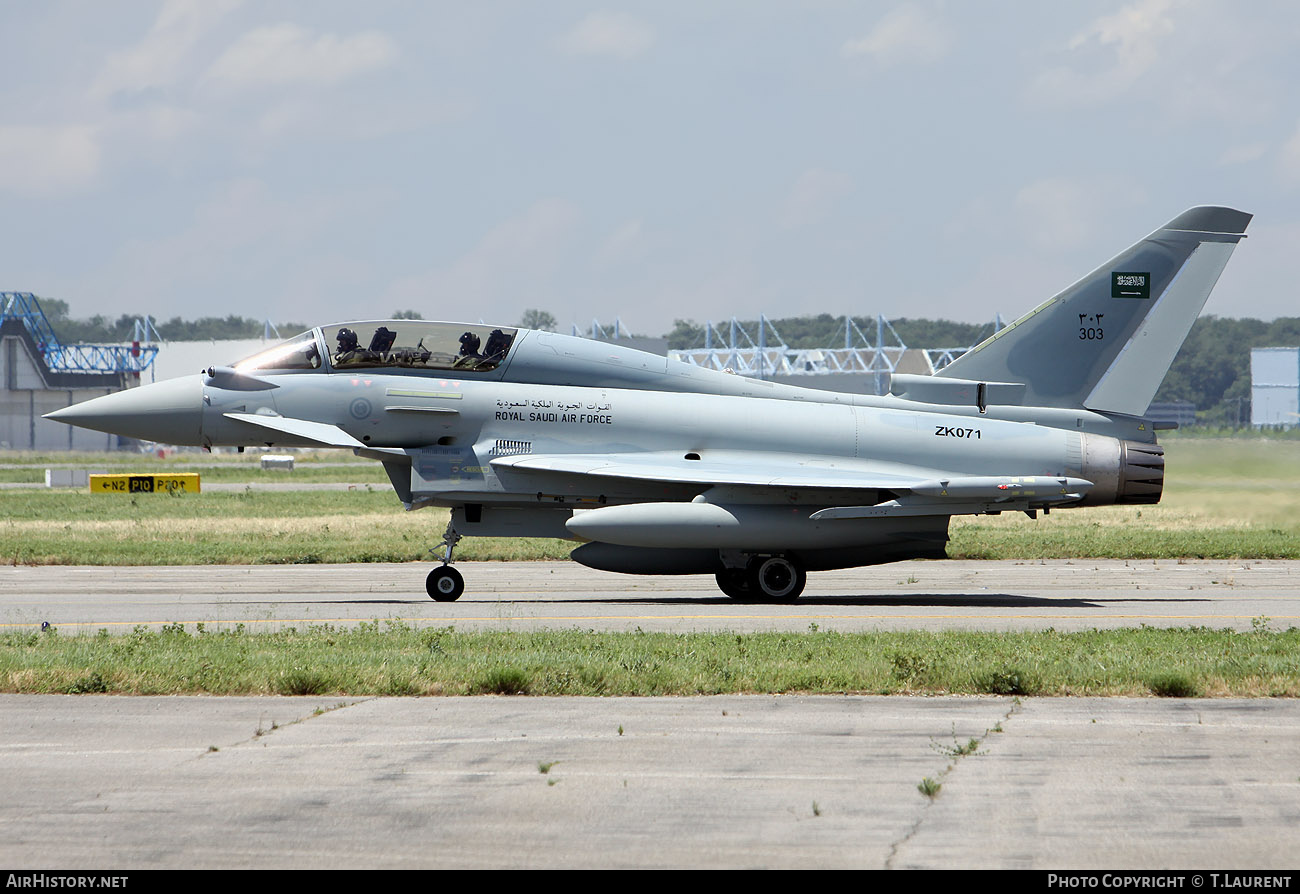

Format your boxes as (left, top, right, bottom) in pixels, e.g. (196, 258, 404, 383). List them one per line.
(426, 519, 465, 602)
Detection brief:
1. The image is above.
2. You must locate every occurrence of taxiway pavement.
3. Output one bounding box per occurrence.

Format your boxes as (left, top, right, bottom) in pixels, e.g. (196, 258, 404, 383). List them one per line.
(2, 559, 1296, 633)
(3, 694, 1298, 869)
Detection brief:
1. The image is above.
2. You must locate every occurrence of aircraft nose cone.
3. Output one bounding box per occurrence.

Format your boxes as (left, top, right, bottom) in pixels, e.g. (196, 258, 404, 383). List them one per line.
(44, 375, 205, 445)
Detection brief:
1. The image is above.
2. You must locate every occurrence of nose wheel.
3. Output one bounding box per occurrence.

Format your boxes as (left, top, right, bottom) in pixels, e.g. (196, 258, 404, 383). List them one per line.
(426, 565, 465, 602)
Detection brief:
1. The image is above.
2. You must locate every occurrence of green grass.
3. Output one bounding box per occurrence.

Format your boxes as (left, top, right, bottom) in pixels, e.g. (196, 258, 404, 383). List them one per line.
(1161, 437, 1300, 483)
(4, 623, 1297, 697)
(1, 439, 1298, 565)
(0, 490, 571, 565)
(949, 439, 1300, 560)
(1163, 426, 1300, 441)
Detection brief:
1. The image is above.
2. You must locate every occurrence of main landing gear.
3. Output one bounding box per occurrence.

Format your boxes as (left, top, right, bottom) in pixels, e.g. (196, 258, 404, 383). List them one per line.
(426, 519, 465, 602)
(425, 520, 807, 604)
(716, 555, 806, 602)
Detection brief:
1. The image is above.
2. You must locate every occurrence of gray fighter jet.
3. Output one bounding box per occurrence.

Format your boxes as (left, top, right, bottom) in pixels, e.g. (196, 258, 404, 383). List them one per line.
(47, 206, 1251, 601)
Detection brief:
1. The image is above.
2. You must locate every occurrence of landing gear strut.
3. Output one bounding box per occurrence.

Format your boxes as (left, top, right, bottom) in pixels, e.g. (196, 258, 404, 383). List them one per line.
(717, 555, 806, 602)
(426, 518, 465, 602)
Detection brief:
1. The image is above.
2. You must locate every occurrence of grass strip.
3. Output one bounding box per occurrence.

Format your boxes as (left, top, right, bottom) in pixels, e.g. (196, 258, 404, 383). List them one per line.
(4, 487, 1300, 564)
(4, 439, 1300, 564)
(0, 491, 571, 564)
(3, 623, 1297, 697)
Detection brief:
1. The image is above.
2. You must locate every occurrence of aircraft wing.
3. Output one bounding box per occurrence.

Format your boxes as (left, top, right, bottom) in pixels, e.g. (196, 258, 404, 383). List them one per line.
(490, 451, 1091, 504)
(225, 412, 368, 448)
(490, 451, 923, 490)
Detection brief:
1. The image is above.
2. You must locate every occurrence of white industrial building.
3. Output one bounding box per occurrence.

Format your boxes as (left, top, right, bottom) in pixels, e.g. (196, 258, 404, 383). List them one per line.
(1251, 347, 1300, 427)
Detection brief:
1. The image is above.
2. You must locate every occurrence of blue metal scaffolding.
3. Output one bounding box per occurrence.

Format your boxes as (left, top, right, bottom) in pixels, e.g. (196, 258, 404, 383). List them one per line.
(0, 292, 158, 376)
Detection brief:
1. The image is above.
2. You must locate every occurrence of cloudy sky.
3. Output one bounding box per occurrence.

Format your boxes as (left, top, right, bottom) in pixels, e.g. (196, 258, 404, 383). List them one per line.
(2, 1, 1298, 338)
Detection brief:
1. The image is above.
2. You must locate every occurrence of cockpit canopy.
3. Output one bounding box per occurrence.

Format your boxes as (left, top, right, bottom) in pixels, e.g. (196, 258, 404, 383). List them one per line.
(233, 321, 518, 374)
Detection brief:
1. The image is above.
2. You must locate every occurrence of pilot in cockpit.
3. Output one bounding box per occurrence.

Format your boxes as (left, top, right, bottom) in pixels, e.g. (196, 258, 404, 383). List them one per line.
(334, 327, 380, 367)
(453, 331, 482, 368)
(334, 327, 360, 364)
(483, 328, 513, 365)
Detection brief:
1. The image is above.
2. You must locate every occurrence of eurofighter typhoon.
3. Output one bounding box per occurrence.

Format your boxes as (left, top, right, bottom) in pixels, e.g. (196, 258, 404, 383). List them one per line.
(47, 207, 1251, 601)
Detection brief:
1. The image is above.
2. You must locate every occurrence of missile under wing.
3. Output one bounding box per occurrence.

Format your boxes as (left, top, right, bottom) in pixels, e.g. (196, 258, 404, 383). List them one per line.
(46, 206, 1251, 601)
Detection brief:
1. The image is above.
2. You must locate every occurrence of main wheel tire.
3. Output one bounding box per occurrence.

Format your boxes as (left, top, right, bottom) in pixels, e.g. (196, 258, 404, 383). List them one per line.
(715, 569, 751, 599)
(426, 566, 465, 602)
(746, 556, 806, 602)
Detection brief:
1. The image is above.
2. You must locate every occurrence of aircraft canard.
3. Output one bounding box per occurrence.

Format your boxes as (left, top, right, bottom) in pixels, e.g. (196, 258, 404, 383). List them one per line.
(46, 206, 1251, 602)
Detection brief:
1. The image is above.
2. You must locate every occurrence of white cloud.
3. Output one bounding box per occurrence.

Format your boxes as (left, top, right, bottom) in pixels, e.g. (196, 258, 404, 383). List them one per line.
(1067, 0, 1181, 55)
(0, 125, 101, 195)
(1028, 0, 1184, 106)
(204, 23, 399, 90)
(91, 0, 243, 99)
(559, 12, 655, 60)
(842, 4, 951, 67)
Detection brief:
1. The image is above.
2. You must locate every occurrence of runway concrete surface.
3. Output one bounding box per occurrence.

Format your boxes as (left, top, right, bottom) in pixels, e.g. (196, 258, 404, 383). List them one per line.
(1, 558, 1297, 633)
(3, 694, 1299, 869)
(4, 559, 1299, 869)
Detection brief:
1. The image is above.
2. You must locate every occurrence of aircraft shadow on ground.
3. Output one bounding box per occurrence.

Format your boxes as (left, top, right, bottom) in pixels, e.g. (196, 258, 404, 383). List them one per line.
(457, 593, 1082, 608)
(193, 593, 1216, 609)
(430, 592, 1212, 608)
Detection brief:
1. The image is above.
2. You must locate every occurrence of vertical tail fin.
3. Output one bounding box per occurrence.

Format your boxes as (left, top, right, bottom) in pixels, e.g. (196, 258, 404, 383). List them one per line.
(937, 206, 1251, 416)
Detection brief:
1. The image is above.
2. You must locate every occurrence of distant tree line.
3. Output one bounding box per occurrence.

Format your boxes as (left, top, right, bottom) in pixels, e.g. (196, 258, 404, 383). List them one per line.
(1155, 316, 1300, 426)
(35, 299, 562, 341)
(36, 298, 305, 343)
(669, 312, 1300, 427)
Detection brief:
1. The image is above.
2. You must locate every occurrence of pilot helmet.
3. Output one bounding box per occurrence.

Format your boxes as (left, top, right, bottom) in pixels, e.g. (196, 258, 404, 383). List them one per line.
(337, 328, 358, 351)
(459, 331, 481, 354)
